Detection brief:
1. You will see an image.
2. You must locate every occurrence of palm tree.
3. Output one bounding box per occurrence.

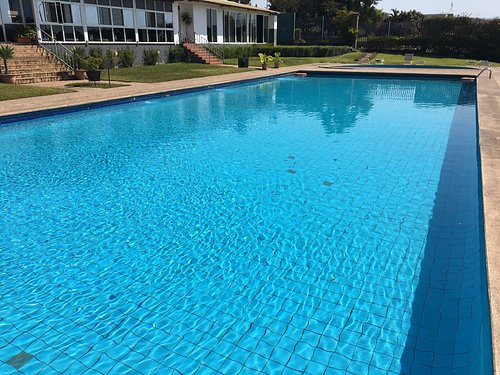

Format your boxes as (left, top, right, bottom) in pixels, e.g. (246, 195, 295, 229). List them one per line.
(0, 45, 15, 74)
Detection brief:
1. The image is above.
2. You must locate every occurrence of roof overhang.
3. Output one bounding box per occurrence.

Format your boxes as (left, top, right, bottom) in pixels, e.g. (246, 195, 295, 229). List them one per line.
(185, 0, 280, 14)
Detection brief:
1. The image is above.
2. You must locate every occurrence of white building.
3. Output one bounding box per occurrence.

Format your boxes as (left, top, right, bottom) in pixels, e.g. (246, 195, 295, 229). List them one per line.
(0, 0, 278, 48)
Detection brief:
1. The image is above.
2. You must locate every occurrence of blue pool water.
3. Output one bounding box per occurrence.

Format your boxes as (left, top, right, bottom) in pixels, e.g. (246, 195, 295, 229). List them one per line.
(0, 75, 491, 374)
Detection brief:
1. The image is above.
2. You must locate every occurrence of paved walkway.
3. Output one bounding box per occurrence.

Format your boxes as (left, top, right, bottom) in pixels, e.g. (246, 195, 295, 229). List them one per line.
(1, 64, 499, 371)
(477, 68, 500, 371)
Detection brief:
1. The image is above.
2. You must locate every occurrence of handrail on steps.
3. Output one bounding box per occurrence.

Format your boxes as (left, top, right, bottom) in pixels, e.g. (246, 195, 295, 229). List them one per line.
(180, 32, 224, 63)
(35, 24, 76, 71)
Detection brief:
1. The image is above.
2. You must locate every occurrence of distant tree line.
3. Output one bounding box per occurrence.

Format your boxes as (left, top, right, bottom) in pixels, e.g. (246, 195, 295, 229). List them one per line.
(265, 1, 499, 61)
(361, 16, 500, 62)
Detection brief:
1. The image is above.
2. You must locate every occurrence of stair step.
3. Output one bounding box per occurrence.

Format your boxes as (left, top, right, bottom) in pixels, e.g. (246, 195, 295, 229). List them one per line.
(183, 43, 222, 66)
(1, 42, 74, 85)
(15, 76, 69, 84)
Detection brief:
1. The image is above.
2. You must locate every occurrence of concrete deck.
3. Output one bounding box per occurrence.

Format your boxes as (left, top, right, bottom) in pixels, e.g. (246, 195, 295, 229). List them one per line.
(0, 64, 499, 371)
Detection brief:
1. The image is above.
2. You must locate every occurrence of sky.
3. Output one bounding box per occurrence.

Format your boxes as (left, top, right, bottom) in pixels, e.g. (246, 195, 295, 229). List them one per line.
(252, 0, 500, 19)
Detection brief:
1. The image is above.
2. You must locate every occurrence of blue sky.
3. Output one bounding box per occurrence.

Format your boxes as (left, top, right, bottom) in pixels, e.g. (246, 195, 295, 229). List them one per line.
(252, 0, 500, 18)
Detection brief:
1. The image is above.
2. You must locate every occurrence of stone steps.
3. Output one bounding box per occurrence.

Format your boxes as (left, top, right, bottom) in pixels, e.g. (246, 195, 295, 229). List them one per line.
(1, 42, 74, 84)
(183, 42, 223, 65)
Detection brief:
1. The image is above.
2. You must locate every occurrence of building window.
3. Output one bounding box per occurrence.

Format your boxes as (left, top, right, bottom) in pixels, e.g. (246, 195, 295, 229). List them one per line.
(206, 9, 217, 42)
(41, 1, 74, 24)
(98, 7, 111, 25)
(223, 11, 235, 43)
(112, 8, 123, 26)
(8, 0, 23, 23)
(248, 14, 257, 43)
(264, 15, 269, 42)
(125, 28, 134, 41)
(135, 8, 173, 43)
(236, 13, 246, 42)
(224, 11, 253, 43)
(22, 0, 34, 23)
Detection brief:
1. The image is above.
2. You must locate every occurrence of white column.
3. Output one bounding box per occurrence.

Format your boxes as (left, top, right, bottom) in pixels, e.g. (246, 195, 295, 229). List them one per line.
(272, 15, 277, 46)
(32, 0, 43, 42)
(133, 0, 139, 43)
(216, 8, 223, 43)
(172, 4, 179, 44)
(80, 0, 89, 43)
(0, 0, 7, 42)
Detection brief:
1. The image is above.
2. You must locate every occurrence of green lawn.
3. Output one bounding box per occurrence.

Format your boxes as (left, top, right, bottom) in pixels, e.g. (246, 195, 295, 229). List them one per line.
(107, 63, 249, 83)
(373, 53, 499, 66)
(0, 84, 74, 101)
(224, 52, 498, 67)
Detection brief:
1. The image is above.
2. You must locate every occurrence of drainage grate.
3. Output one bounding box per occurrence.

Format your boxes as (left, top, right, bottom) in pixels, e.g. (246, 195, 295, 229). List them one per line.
(6, 351, 34, 370)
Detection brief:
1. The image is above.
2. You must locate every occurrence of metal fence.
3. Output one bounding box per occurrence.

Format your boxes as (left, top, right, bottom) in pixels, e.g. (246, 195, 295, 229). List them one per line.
(278, 13, 422, 45)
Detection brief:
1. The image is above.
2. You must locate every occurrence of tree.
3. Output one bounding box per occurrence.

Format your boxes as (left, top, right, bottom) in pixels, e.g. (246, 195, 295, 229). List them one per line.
(388, 9, 424, 34)
(268, 0, 302, 14)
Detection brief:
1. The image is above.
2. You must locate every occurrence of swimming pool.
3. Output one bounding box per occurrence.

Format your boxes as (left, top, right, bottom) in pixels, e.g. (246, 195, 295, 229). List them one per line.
(0, 75, 492, 373)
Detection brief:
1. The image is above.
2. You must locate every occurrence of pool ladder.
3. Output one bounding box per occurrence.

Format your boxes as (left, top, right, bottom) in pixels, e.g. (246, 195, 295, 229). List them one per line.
(477, 67, 492, 79)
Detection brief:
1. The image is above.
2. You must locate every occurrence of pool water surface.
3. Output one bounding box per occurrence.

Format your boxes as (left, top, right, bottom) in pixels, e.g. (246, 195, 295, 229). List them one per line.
(0, 76, 491, 374)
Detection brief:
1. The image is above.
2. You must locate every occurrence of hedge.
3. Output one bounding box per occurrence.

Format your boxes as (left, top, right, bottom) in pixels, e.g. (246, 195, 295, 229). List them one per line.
(359, 36, 423, 52)
(218, 45, 352, 59)
(359, 17, 500, 62)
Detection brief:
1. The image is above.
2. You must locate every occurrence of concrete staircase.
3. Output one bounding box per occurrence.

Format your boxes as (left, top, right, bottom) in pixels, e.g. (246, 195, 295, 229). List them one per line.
(1, 43, 74, 84)
(183, 42, 223, 65)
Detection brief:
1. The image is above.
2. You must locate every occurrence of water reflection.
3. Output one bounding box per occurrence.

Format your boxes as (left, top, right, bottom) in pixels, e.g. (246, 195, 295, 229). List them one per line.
(271, 76, 463, 135)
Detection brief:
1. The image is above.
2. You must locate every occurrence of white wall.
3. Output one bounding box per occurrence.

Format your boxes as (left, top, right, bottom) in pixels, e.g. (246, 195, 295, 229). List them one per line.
(172, 4, 180, 44)
(192, 4, 207, 41)
(188, 2, 276, 44)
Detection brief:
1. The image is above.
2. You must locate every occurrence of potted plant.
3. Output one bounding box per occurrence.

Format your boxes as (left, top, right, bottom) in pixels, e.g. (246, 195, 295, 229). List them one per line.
(15, 26, 36, 44)
(71, 46, 87, 80)
(0, 45, 15, 84)
(258, 53, 273, 70)
(83, 56, 102, 82)
(181, 12, 192, 26)
(273, 52, 283, 68)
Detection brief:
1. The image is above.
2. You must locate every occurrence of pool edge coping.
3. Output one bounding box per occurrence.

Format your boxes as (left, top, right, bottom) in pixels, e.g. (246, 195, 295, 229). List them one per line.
(1, 65, 498, 373)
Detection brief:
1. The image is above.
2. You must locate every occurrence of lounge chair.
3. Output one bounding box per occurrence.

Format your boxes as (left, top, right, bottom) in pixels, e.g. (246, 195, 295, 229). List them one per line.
(403, 53, 414, 65)
(358, 56, 371, 64)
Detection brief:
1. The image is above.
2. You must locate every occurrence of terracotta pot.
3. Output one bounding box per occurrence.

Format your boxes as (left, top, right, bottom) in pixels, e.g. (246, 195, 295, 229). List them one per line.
(15, 37, 32, 44)
(0, 74, 16, 84)
(74, 69, 86, 80)
(274, 62, 281, 68)
(262, 63, 268, 71)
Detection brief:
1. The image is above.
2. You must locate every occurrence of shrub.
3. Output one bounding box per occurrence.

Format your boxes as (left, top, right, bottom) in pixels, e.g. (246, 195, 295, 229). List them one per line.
(359, 36, 423, 51)
(143, 49, 160, 65)
(117, 48, 135, 67)
(219, 45, 351, 59)
(360, 17, 500, 62)
(168, 46, 185, 63)
(71, 46, 86, 69)
(82, 56, 103, 71)
(89, 48, 104, 69)
(16, 26, 36, 39)
(104, 49, 117, 68)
